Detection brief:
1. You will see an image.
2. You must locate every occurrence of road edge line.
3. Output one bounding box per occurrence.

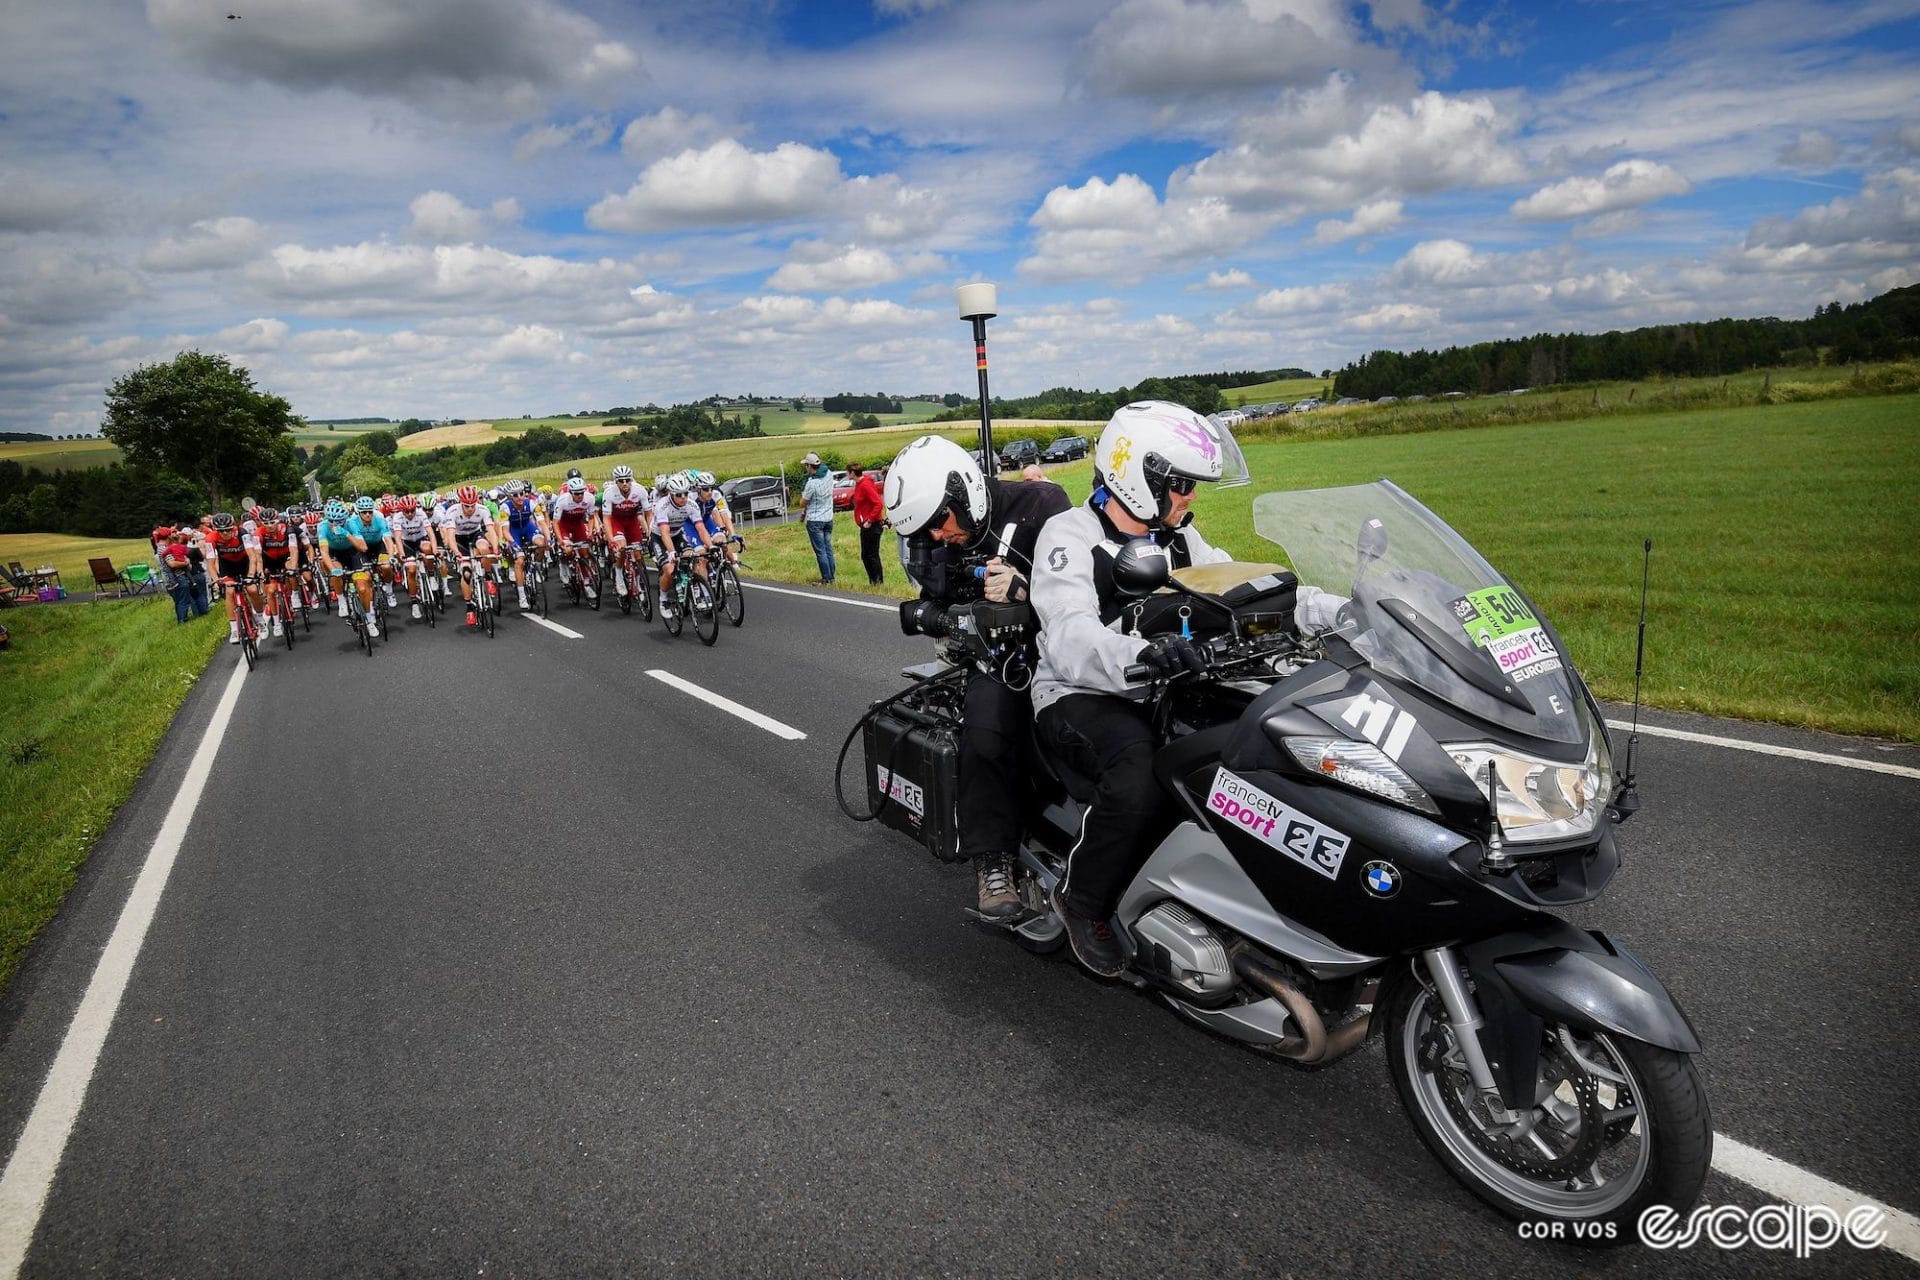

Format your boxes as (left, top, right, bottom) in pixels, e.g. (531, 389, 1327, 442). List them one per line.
(0, 659, 250, 1279)
(1607, 720, 1920, 780)
(1712, 1132, 1920, 1262)
(741, 581, 898, 612)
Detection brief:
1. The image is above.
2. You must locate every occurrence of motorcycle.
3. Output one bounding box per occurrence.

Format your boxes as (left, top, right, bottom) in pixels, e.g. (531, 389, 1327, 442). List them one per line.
(850, 478, 1711, 1240)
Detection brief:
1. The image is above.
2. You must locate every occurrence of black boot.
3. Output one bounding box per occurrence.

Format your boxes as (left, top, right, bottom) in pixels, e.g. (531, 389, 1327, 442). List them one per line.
(1050, 885, 1123, 977)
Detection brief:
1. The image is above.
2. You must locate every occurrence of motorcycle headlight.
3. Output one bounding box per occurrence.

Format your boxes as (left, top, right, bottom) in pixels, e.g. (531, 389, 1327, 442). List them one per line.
(1445, 729, 1611, 843)
(1284, 737, 1439, 816)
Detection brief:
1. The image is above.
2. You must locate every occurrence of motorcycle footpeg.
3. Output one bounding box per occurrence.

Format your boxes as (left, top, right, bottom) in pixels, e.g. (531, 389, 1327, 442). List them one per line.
(963, 905, 1039, 928)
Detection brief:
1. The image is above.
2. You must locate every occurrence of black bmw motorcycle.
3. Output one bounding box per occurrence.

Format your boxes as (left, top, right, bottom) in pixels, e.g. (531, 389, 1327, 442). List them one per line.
(853, 478, 1711, 1240)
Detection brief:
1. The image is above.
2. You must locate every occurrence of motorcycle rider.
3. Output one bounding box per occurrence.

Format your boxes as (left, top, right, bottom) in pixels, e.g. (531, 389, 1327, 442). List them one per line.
(1028, 401, 1243, 976)
(884, 434, 1070, 920)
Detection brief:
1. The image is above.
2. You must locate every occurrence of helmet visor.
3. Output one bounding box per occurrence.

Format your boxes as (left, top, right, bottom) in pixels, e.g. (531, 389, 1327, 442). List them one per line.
(1211, 418, 1251, 488)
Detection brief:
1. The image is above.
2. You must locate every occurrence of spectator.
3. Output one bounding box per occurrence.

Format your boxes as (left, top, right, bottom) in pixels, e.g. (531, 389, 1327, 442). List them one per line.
(800, 452, 836, 584)
(850, 462, 885, 586)
(155, 524, 208, 623)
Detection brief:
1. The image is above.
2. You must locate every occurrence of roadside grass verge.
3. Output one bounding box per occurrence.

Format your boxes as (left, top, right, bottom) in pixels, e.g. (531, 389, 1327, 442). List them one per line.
(742, 395, 1920, 741)
(0, 600, 223, 993)
(0, 532, 158, 594)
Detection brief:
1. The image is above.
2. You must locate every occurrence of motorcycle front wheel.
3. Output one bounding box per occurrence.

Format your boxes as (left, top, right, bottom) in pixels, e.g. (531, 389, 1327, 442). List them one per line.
(1383, 972, 1711, 1244)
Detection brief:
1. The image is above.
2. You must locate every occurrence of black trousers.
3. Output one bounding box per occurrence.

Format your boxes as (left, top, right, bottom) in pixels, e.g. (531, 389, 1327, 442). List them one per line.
(958, 670, 1033, 860)
(1037, 694, 1164, 918)
(858, 522, 885, 584)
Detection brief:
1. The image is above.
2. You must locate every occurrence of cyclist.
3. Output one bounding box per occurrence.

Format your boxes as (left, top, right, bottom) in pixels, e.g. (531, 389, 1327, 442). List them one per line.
(208, 512, 263, 644)
(252, 506, 300, 636)
(498, 479, 548, 612)
(550, 475, 602, 599)
(438, 484, 504, 626)
(348, 495, 403, 612)
(653, 473, 714, 616)
(315, 497, 385, 636)
(388, 494, 439, 619)
(693, 471, 741, 565)
(600, 465, 653, 601)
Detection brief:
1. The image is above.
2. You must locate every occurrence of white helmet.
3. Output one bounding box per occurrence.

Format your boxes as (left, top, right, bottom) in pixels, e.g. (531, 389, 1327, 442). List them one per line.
(665, 474, 691, 495)
(697, 470, 716, 486)
(1094, 400, 1248, 526)
(565, 476, 587, 495)
(884, 435, 988, 541)
(610, 464, 634, 481)
(653, 473, 668, 490)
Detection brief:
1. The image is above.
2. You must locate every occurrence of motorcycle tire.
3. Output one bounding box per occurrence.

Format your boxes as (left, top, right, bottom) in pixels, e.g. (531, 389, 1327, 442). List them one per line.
(1383, 969, 1711, 1243)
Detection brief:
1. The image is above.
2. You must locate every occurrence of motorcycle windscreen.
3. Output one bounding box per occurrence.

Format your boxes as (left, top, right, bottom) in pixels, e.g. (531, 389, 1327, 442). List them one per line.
(1254, 479, 1584, 749)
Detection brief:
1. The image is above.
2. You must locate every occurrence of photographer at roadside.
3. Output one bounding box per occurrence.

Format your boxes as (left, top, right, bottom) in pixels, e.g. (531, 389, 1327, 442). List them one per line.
(885, 435, 1070, 919)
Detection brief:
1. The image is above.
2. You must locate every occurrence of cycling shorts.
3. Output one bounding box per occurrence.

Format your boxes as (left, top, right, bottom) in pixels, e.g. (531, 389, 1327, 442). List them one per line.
(401, 539, 430, 561)
(215, 555, 251, 583)
(506, 522, 541, 549)
(324, 544, 367, 573)
(606, 514, 645, 545)
(454, 530, 491, 557)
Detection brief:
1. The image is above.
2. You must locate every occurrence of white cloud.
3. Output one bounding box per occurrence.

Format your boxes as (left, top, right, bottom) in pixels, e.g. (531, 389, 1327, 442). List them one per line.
(513, 115, 613, 163)
(588, 140, 848, 233)
(407, 191, 525, 244)
(486, 324, 570, 361)
(247, 241, 636, 316)
(1019, 173, 1263, 283)
(1194, 268, 1255, 290)
(1511, 159, 1692, 222)
(1246, 281, 1350, 315)
(210, 317, 290, 352)
(1747, 167, 1920, 250)
(1312, 198, 1403, 243)
(619, 107, 727, 163)
(0, 249, 143, 324)
(766, 242, 947, 292)
(1778, 130, 1840, 168)
(1349, 302, 1439, 330)
(140, 216, 267, 272)
(0, 172, 103, 233)
(1082, 0, 1372, 98)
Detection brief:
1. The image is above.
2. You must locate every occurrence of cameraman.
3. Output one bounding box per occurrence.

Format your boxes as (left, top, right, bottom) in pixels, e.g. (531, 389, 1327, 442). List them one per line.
(1029, 402, 1242, 977)
(885, 435, 1070, 920)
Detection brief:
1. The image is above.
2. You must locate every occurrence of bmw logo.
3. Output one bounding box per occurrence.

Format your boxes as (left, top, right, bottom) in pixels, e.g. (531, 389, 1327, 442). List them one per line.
(1362, 861, 1401, 898)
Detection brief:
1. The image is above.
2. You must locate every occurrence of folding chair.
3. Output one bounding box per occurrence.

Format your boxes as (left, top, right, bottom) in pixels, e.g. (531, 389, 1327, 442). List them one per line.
(121, 561, 158, 597)
(88, 557, 127, 601)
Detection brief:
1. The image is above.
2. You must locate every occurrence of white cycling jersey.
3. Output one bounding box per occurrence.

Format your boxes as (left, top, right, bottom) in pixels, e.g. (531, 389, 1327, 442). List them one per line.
(440, 504, 493, 538)
(390, 510, 433, 542)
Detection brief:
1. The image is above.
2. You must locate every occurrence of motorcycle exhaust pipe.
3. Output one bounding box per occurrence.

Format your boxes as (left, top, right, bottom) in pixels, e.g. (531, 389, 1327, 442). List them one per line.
(1232, 952, 1372, 1064)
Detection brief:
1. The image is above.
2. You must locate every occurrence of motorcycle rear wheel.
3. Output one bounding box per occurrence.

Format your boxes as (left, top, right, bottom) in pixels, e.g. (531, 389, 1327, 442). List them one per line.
(1384, 973, 1711, 1243)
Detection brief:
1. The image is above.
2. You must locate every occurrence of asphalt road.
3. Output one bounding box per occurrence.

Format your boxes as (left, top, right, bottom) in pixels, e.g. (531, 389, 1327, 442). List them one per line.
(2, 581, 1916, 1278)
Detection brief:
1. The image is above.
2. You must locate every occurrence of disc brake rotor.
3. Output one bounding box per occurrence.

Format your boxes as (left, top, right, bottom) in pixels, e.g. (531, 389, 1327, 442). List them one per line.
(1433, 1032, 1606, 1181)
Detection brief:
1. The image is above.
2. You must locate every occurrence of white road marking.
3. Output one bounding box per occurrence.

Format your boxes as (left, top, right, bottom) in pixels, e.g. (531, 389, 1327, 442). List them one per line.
(742, 581, 898, 613)
(0, 660, 250, 1279)
(645, 669, 807, 740)
(1608, 720, 1920, 780)
(522, 614, 584, 640)
(1712, 1133, 1920, 1263)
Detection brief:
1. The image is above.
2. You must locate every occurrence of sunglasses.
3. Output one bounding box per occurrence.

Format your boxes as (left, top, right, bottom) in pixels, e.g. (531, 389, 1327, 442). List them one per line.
(1165, 475, 1199, 496)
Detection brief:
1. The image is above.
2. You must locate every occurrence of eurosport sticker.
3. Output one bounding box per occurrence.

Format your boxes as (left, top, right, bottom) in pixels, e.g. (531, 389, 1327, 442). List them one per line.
(1207, 768, 1351, 880)
(875, 765, 925, 818)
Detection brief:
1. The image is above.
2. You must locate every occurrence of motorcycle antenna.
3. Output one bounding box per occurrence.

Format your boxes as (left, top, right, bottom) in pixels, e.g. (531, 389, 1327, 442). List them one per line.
(957, 282, 998, 471)
(1612, 537, 1652, 821)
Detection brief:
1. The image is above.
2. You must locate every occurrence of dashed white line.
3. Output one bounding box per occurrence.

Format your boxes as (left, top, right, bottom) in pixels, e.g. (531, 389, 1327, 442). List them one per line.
(522, 614, 584, 640)
(742, 581, 898, 612)
(1608, 720, 1920, 780)
(1713, 1133, 1920, 1263)
(0, 659, 250, 1279)
(645, 669, 807, 740)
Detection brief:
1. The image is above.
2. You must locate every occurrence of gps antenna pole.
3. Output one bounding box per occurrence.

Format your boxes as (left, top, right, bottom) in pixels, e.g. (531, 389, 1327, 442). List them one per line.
(1612, 537, 1652, 822)
(957, 283, 998, 469)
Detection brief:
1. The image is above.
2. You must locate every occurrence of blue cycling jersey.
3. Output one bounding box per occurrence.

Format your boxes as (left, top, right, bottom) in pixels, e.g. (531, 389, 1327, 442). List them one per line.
(321, 514, 390, 549)
(503, 495, 542, 536)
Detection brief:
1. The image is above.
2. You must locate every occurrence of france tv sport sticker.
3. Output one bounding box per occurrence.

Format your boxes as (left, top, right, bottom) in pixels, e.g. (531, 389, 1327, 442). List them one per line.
(1363, 861, 1401, 898)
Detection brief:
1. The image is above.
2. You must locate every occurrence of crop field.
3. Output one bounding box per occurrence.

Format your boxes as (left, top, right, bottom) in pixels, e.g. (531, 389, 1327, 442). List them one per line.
(0, 438, 123, 472)
(1221, 376, 1335, 405)
(735, 394, 1920, 741)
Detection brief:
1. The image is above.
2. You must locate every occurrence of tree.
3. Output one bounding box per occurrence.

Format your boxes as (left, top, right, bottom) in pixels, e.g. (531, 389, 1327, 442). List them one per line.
(101, 350, 299, 511)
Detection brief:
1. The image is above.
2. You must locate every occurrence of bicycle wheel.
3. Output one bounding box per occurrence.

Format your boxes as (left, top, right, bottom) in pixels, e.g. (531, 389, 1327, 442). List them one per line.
(281, 596, 296, 649)
(587, 553, 604, 612)
(534, 565, 549, 617)
(617, 556, 634, 616)
(481, 586, 496, 638)
(563, 560, 584, 609)
(662, 578, 684, 636)
(635, 563, 654, 622)
(690, 577, 719, 645)
(240, 614, 258, 670)
(718, 563, 745, 627)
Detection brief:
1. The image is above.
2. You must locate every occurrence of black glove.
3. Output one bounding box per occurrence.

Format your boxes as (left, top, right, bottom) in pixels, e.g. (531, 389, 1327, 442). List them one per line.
(1141, 635, 1208, 677)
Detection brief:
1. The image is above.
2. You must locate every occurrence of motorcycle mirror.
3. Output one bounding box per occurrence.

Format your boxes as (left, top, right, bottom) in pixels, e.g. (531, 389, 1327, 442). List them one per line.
(1112, 538, 1172, 597)
(1355, 516, 1388, 584)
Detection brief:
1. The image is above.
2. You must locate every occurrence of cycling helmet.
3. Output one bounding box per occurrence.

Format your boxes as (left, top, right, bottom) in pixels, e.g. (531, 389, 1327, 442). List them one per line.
(697, 470, 716, 486)
(566, 467, 583, 480)
(324, 499, 349, 521)
(610, 464, 634, 481)
(883, 435, 988, 541)
(456, 485, 480, 505)
(487, 487, 502, 501)
(378, 497, 396, 514)
(211, 512, 237, 531)
(1093, 400, 1249, 527)
(565, 476, 587, 495)
(665, 474, 691, 496)
(253, 506, 278, 523)
(303, 511, 323, 527)
(399, 495, 418, 513)
(354, 495, 376, 513)
(540, 484, 554, 495)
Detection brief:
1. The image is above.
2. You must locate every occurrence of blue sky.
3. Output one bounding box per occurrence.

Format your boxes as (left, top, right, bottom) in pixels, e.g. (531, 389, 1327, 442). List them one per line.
(0, 0, 1915, 431)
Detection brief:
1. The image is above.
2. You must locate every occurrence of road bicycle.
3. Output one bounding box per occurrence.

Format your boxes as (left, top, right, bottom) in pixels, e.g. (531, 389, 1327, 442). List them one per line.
(401, 553, 439, 629)
(660, 548, 719, 646)
(220, 575, 262, 670)
(558, 539, 602, 611)
(266, 568, 301, 647)
(612, 540, 654, 621)
(455, 554, 497, 638)
(707, 539, 745, 628)
(333, 566, 378, 657)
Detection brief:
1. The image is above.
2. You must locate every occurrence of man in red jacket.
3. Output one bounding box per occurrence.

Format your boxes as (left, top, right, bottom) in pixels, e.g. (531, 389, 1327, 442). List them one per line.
(850, 462, 886, 586)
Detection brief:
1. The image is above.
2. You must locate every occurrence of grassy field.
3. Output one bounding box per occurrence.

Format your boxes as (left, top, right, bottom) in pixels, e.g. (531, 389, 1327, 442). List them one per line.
(1222, 376, 1334, 405)
(0, 438, 123, 472)
(739, 395, 1920, 741)
(0, 598, 224, 992)
(1, 532, 158, 593)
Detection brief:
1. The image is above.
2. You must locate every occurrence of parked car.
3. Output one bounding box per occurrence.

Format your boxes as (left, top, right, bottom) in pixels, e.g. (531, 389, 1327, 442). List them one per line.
(1040, 434, 1088, 462)
(720, 474, 786, 518)
(967, 447, 996, 473)
(998, 438, 1041, 470)
(832, 470, 856, 511)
